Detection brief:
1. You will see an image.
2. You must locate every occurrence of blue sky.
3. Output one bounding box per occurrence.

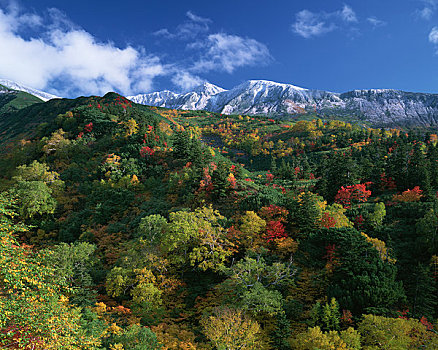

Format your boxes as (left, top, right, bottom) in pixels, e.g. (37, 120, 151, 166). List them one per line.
(1, 0, 438, 97)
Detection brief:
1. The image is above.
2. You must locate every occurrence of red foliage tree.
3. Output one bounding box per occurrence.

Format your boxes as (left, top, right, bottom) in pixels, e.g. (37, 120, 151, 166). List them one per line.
(265, 220, 287, 242)
(266, 172, 274, 184)
(334, 183, 372, 208)
(259, 205, 289, 242)
(84, 122, 93, 133)
(140, 146, 155, 157)
(259, 205, 288, 222)
(354, 214, 364, 228)
(321, 212, 336, 228)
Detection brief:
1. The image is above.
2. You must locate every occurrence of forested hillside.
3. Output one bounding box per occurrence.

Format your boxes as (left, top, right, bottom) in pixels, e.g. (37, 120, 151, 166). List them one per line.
(0, 93, 437, 349)
(0, 83, 44, 115)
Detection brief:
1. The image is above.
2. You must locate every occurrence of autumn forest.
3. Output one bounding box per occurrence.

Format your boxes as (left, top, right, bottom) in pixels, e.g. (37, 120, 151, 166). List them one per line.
(1, 92, 438, 349)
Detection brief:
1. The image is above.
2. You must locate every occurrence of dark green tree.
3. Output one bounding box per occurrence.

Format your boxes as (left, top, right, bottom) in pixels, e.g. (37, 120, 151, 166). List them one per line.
(271, 313, 291, 350)
(316, 152, 359, 201)
(212, 161, 230, 200)
(407, 142, 432, 197)
(408, 264, 437, 319)
(173, 130, 191, 159)
(302, 228, 406, 315)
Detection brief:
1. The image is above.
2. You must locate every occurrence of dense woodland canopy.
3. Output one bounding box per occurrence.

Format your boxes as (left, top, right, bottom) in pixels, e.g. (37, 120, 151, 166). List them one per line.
(0, 92, 437, 349)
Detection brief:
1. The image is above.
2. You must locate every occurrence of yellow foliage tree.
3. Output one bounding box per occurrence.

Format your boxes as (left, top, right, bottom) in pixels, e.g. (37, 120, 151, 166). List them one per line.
(358, 314, 438, 349)
(238, 211, 266, 249)
(121, 118, 139, 137)
(42, 129, 71, 156)
(361, 233, 396, 263)
(201, 307, 263, 350)
(290, 326, 361, 350)
(0, 195, 102, 349)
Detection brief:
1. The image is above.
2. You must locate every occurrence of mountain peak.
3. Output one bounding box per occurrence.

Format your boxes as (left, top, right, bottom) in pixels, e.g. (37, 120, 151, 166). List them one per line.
(191, 82, 227, 95)
(243, 79, 308, 91)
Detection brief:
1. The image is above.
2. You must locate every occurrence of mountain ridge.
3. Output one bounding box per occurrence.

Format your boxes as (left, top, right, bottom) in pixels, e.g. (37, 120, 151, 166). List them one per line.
(128, 80, 438, 126)
(3, 76, 438, 126)
(0, 79, 60, 102)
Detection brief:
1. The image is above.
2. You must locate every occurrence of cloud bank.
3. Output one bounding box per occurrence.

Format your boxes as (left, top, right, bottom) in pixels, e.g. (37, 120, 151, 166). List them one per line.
(429, 26, 438, 44)
(192, 33, 272, 74)
(0, 4, 166, 96)
(154, 10, 272, 91)
(0, 3, 272, 96)
(153, 11, 211, 40)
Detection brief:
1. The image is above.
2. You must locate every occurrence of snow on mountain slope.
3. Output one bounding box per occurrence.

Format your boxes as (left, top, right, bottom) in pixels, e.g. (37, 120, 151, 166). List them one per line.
(338, 89, 438, 125)
(0, 79, 60, 102)
(128, 79, 438, 126)
(128, 82, 227, 111)
(206, 80, 343, 115)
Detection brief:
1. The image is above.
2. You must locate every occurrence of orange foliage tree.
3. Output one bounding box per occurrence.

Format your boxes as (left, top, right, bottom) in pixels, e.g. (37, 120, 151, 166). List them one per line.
(392, 186, 423, 203)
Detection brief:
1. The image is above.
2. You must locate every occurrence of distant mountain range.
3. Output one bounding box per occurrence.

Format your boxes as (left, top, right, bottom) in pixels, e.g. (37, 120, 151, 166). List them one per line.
(3, 77, 438, 127)
(128, 80, 438, 127)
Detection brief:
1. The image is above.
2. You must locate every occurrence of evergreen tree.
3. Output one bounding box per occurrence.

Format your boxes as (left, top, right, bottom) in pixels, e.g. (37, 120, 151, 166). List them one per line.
(270, 156, 277, 175)
(272, 313, 292, 350)
(317, 152, 359, 201)
(300, 153, 311, 178)
(407, 142, 432, 197)
(173, 130, 191, 159)
(427, 144, 438, 189)
(293, 191, 321, 234)
(303, 228, 406, 315)
(409, 264, 437, 319)
(212, 161, 229, 200)
(388, 142, 409, 191)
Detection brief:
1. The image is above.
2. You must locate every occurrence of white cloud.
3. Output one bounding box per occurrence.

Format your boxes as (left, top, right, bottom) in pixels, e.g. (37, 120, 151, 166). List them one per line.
(367, 16, 387, 27)
(415, 0, 438, 20)
(186, 11, 211, 25)
(152, 28, 173, 38)
(153, 11, 211, 40)
(0, 4, 273, 96)
(429, 26, 438, 44)
(340, 5, 357, 23)
(153, 11, 273, 82)
(171, 71, 204, 91)
(292, 5, 358, 39)
(192, 33, 272, 74)
(292, 10, 335, 39)
(418, 7, 434, 20)
(0, 4, 165, 96)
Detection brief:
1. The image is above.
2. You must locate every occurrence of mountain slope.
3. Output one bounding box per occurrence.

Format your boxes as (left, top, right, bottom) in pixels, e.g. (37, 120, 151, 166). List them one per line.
(128, 80, 438, 126)
(0, 92, 167, 147)
(206, 80, 343, 116)
(128, 82, 226, 111)
(0, 79, 60, 102)
(0, 84, 45, 114)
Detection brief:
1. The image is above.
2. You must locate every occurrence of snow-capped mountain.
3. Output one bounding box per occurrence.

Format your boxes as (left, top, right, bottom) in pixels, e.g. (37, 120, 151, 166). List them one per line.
(337, 89, 438, 126)
(128, 82, 226, 111)
(128, 80, 438, 126)
(0, 79, 59, 102)
(205, 80, 344, 116)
